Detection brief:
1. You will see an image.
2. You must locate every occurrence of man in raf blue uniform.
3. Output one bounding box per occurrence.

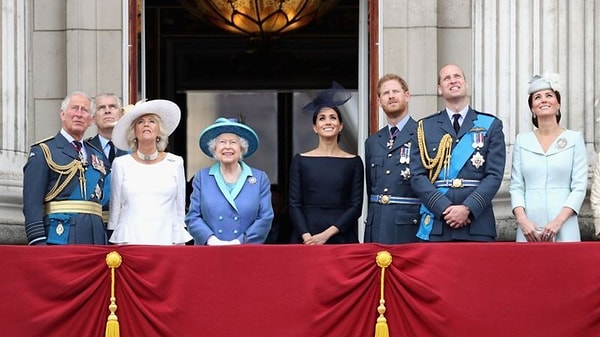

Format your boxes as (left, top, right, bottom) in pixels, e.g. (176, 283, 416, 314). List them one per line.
(410, 64, 506, 242)
(23, 91, 110, 245)
(88, 93, 127, 225)
(364, 74, 421, 243)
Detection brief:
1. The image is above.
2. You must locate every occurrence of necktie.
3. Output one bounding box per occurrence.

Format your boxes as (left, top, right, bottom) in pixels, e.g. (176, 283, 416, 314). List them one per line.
(72, 140, 82, 152)
(389, 126, 399, 139)
(452, 114, 461, 133)
(108, 141, 115, 163)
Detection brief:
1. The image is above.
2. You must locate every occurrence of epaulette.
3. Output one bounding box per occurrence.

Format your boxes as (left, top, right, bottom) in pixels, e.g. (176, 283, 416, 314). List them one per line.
(30, 136, 54, 147)
(419, 110, 445, 121)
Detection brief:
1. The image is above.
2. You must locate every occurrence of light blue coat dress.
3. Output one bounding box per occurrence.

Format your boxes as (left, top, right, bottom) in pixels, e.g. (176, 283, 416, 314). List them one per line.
(185, 162, 274, 244)
(510, 129, 587, 242)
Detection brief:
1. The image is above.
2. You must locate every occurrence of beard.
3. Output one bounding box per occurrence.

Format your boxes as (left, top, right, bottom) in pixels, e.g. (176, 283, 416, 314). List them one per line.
(383, 103, 407, 118)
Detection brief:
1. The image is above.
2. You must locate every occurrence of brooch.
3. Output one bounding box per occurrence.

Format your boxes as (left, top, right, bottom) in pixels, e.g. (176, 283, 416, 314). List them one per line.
(247, 177, 257, 185)
(556, 138, 567, 149)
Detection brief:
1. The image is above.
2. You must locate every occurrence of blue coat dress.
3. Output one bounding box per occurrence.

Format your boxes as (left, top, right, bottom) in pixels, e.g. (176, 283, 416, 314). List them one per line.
(410, 108, 506, 241)
(185, 162, 274, 244)
(364, 117, 421, 243)
(510, 129, 587, 242)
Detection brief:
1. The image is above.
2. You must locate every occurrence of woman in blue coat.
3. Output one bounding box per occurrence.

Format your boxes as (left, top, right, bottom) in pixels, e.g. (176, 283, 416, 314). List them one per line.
(186, 118, 274, 245)
(510, 73, 587, 242)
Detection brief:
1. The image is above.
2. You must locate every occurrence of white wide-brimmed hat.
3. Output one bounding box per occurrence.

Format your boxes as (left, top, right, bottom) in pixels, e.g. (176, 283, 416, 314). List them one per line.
(112, 99, 181, 151)
(198, 118, 259, 158)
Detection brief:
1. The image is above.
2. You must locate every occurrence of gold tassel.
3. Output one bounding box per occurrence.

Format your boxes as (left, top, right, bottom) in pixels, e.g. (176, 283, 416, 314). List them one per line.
(105, 251, 122, 337)
(375, 251, 392, 337)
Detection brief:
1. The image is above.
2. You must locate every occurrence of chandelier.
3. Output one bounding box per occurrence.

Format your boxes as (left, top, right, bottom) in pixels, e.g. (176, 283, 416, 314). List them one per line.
(178, 0, 339, 37)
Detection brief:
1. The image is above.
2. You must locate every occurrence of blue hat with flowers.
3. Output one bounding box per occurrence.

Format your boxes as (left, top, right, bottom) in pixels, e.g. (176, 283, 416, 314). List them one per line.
(198, 118, 259, 158)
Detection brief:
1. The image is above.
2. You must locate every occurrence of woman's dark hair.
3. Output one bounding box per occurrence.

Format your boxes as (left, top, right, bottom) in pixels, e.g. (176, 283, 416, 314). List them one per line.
(312, 106, 343, 125)
(528, 90, 561, 128)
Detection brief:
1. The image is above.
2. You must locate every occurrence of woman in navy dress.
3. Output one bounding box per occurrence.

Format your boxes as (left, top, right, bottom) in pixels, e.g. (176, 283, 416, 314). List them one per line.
(289, 83, 364, 244)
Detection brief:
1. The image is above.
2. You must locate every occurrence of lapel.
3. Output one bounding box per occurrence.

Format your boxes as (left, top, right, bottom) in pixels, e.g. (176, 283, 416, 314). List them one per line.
(56, 132, 79, 160)
(458, 108, 478, 138)
(393, 117, 416, 149)
(375, 127, 392, 150)
(434, 110, 455, 135)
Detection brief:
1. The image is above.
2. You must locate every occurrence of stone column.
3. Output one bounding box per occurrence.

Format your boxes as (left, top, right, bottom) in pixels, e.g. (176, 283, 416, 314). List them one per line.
(473, 0, 600, 240)
(0, 0, 30, 243)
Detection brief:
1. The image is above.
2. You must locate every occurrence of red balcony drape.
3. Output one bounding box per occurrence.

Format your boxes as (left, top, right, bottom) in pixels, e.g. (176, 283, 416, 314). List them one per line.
(1, 243, 599, 337)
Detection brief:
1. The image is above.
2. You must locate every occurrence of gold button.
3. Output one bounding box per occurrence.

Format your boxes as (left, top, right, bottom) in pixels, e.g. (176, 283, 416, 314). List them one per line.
(380, 195, 390, 204)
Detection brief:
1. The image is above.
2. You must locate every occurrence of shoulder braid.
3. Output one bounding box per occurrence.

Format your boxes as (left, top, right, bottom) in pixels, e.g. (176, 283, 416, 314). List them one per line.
(39, 143, 86, 202)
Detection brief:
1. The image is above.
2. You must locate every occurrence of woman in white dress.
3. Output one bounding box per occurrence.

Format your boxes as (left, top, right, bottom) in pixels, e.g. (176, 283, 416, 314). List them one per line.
(510, 73, 587, 242)
(108, 99, 193, 245)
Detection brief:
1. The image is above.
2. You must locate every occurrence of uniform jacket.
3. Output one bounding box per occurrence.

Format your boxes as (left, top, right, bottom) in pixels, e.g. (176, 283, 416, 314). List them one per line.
(88, 134, 127, 215)
(511, 129, 587, 241)
(22, 132, 109, 244)
(410, 107, 506, 241)
(364, 117, 420, 243)
(185, 162, 274, 244)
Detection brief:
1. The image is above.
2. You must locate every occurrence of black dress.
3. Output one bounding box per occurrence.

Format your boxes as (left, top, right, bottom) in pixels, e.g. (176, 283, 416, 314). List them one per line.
(288, 154, 364, 244)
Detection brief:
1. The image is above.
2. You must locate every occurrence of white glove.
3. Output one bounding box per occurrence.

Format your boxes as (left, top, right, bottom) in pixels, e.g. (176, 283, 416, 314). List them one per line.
(207, 235, 241, 246)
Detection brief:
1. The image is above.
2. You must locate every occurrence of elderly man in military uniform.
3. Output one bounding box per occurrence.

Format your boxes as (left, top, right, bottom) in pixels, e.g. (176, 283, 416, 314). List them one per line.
(410, 64, 506, 242)
(23, 91, 110, 245)
(364, 74, 421, 244)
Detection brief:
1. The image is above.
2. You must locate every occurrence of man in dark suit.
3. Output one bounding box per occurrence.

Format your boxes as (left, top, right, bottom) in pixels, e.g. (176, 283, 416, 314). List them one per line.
(410, 64, 506, 242)
(23, 91, 109, 245)
(88, 93, 126, 225)
(364, 74, 421, 244)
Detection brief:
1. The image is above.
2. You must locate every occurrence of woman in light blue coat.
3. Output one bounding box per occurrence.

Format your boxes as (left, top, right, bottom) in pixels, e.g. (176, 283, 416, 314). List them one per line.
(185, 118, 274, 245)
(510, 73, 587, 242)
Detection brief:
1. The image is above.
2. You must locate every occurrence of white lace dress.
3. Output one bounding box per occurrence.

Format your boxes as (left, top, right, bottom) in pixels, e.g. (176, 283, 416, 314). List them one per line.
(108, 153, 193, 245)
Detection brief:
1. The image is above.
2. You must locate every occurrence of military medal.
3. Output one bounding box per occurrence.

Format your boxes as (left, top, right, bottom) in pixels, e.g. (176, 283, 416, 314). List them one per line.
(400, 167, 411, 180)
(386, 139, 394, 149)
(471, 151, 485, 169)
(248, 177, 257, 185)
(91, 154, 106, 175)
(557, 138, 567, 149)
(92, 184, 103, 200)
(472, 131, 485, 148)
(399, 143, 411, 164)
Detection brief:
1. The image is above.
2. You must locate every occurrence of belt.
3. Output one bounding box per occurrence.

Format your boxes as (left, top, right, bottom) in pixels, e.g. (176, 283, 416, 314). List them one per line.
(434, 179, 481, 188)
(102, 210, 109, 223)
(44, 200, 103, 217)
(369, 195, 421, 205)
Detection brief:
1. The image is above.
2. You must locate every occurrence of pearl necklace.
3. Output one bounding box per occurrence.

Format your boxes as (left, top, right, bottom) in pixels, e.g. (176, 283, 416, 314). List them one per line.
(137, 150, 159, 161)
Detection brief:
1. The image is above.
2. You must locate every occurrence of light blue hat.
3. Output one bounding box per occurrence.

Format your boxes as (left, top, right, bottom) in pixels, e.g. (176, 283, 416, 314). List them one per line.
(199, 118, 259, 158)
(528, 72, 562, 94)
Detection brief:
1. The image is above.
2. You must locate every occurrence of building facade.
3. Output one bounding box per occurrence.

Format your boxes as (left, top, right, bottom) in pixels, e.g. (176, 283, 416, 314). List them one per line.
(1, 0, 599, 243)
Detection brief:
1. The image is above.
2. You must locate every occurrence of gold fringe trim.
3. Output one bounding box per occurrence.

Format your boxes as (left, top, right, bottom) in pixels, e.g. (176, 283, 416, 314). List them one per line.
(375, 251, 392, 337)
(105, 251, 122, 337)
(416, 120, 454, 182)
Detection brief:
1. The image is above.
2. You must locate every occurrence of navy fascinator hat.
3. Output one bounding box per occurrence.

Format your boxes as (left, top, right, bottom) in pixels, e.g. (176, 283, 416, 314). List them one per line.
(301, 81, 352, 118)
